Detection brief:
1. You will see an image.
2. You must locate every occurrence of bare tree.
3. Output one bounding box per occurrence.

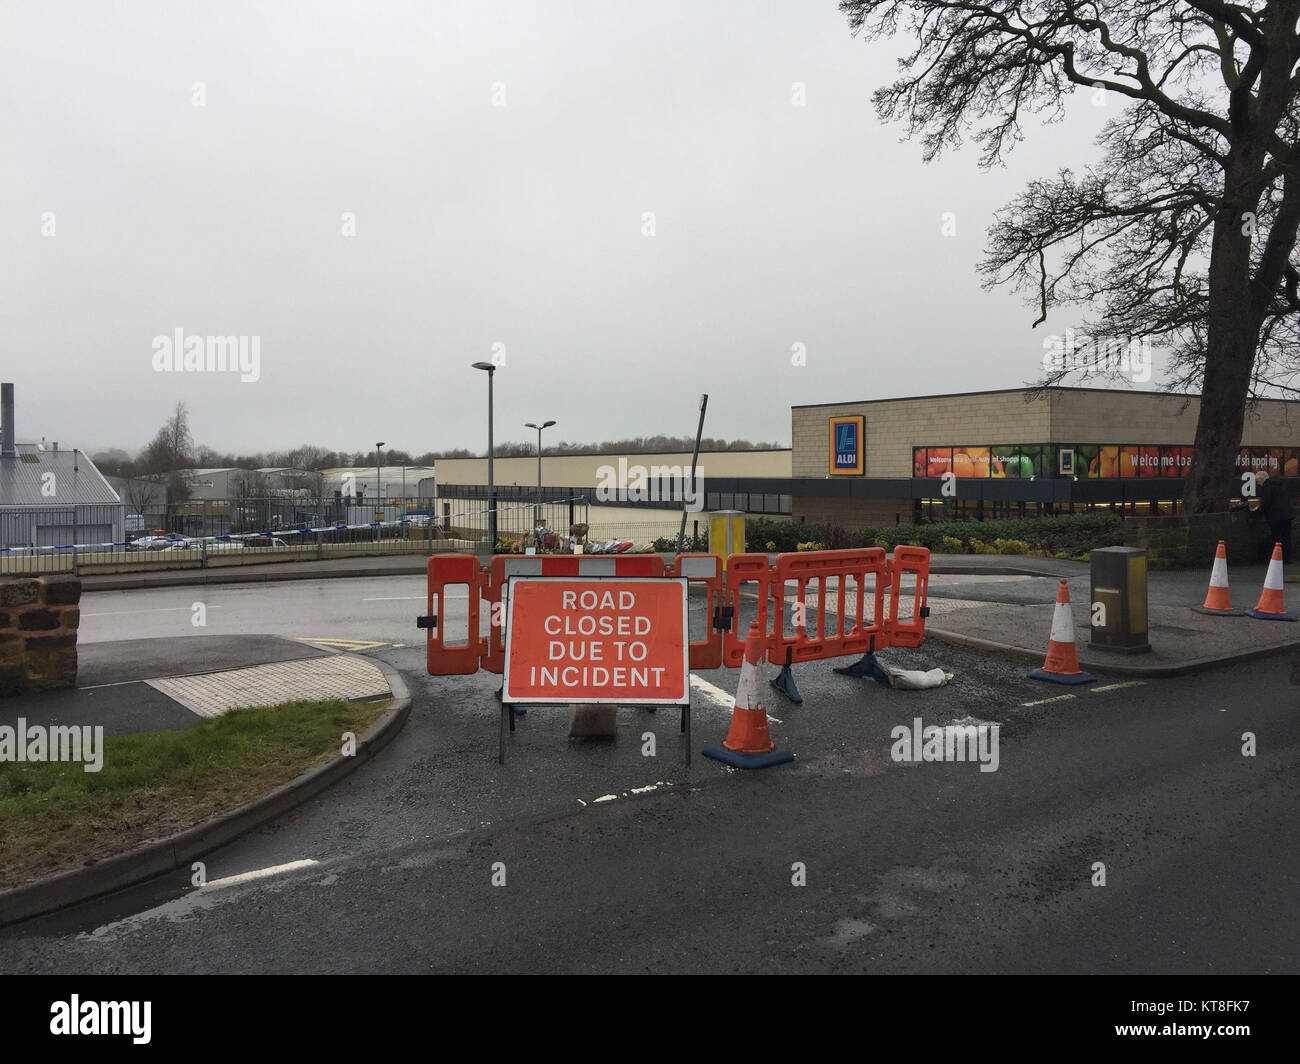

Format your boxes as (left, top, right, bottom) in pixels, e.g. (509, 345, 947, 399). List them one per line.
(842, 0, 1300, 512)
(121, 477, 163, 516)
(140, 401, 195, 502)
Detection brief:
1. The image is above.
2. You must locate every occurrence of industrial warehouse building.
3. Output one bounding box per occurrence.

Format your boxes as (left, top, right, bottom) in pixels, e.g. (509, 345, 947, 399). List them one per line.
(0, 444, 124, 549)
(434, 386, 1299, 537)
(434, 449, 792, 538)
(0, 383, 124, 550)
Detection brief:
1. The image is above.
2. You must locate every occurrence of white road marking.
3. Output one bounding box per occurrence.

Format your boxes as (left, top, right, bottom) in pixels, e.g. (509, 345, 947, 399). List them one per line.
(82, 605, 226, 617)
(1091, 681, 1147, 693)
(81, 857, 331, 939)
(587, 782, 673, 805)
(1020, 693, 1078, 707)
(689, 673, 782, 725)
(362, 593, 468, 601)
(203, 859, 319, 891)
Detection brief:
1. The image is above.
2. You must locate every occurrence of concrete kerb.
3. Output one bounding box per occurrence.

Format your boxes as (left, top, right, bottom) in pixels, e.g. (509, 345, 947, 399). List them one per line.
(924, 624, 1300, 678)
(0, 656, 412, 928)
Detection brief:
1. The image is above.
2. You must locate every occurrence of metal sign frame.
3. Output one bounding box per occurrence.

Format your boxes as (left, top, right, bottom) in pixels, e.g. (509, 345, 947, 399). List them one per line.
(500, 575, 691, 765)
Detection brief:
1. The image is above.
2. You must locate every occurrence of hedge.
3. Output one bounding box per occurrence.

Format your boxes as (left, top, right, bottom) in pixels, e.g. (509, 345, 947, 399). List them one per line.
(744, 513, 1122, 558)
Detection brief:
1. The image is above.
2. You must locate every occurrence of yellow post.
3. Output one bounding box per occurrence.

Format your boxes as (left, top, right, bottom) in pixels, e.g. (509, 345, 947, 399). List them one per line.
(708, 510, 745, 570)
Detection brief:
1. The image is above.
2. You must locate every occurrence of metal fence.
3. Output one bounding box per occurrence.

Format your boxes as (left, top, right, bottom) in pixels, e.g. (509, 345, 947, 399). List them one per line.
(0, 497, 591, 576)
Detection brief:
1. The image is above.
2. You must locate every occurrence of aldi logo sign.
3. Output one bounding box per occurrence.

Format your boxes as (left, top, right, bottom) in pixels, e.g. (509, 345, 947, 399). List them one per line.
(829, 416, 865, 475)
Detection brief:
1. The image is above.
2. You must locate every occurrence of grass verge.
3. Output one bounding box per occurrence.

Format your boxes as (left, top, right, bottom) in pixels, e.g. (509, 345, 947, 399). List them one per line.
(0, 698, 390, 890)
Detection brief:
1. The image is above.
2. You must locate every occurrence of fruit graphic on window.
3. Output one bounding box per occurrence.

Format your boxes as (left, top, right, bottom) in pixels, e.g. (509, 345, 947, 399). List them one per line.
(965, 447, 991, 476)
(926, 449, 951, 477)
(1002, 453, 1035, 478)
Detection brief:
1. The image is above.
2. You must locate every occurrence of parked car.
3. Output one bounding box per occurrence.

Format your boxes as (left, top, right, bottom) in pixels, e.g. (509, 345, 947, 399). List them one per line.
(132, 534, 185, 551)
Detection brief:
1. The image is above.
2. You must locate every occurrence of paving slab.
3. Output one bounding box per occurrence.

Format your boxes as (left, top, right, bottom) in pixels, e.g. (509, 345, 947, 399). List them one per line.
(0, 636, 369, 739)
(146, 656, 390, 718)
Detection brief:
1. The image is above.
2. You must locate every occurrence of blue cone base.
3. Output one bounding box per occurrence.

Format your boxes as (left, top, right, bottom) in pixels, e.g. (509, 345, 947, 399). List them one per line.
(1246, 609, 1296, 621)
(833, 652, 892, 684)
(770, 665, 803, 704)
(702, 745, 795, 769)
(1027, 667, 1096, 685)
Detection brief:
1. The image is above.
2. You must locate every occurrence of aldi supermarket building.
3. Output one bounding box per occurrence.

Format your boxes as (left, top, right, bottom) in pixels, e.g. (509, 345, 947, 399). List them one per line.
(780, 386, 1298, 527)
(432, 386, 1298, 536)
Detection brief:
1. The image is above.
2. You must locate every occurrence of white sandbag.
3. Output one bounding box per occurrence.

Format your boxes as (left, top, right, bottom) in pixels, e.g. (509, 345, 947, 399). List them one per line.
(886, 667, 954, 690)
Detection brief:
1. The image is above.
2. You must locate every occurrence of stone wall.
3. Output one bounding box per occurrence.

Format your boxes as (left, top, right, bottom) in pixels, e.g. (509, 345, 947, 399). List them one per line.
(0, 576, 81, 696)
(1122, 512, 1271, 569)
(792, 390, 1052, 479)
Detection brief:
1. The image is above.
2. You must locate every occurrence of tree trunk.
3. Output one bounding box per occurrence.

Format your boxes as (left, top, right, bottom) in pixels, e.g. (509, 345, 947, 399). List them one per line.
(1184, 158, 1266, 514)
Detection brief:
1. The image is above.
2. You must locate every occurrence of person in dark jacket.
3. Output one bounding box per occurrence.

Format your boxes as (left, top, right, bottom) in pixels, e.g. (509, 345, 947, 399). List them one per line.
(1256, 471, 1294, 563)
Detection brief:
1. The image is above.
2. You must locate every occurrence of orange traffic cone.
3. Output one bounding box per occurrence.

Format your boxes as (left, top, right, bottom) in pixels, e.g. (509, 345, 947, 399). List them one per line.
(1193, 540, 1243, 616)
(1028, 578, 1096, 684)
(1247, 543, 1295, 620)
(702, 621, 795, 769)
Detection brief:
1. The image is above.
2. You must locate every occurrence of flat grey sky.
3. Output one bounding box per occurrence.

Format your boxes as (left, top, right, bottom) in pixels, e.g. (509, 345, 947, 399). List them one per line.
(2, 0, 1122, 457)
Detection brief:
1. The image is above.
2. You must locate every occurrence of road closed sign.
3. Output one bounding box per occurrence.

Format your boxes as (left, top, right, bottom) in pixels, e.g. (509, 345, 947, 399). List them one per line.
(504, 577, 689, 705)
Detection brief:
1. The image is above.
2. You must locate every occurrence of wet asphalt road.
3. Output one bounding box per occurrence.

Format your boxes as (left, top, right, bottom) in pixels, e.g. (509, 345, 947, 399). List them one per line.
(4, 575, 1297, 972)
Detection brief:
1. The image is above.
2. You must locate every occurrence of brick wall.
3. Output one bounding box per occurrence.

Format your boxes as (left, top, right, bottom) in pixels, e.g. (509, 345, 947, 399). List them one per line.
(0, 577, 81, 696)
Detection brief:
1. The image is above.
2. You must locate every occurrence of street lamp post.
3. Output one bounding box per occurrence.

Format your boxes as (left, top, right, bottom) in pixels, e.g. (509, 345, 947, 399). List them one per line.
(524, 419, 556, 529)
(375, 442, 385, 543)
(472, 362, 497, 549)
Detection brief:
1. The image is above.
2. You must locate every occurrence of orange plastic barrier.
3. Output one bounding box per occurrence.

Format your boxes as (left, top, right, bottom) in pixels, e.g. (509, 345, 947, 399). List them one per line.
(721, 553, 779, 667)
(671, 553, 724, 669)
(424, 554, 487, 675)
(482, 554, 667, 673)
(423, 547, 933, 675)
(770, 548, 888, 664)
(885, 545, 932, 647)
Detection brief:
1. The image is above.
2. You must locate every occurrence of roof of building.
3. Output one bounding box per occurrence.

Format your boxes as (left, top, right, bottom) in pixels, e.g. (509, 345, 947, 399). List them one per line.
(789, 384, 1294, 410)
(320, 466, 436, 479)
(185, 467, 254, 476)
(0, 445, 121, 507)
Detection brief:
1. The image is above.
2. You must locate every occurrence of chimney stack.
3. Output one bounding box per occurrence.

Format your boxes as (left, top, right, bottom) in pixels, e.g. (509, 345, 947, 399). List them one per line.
(1, 383, 15, 459)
